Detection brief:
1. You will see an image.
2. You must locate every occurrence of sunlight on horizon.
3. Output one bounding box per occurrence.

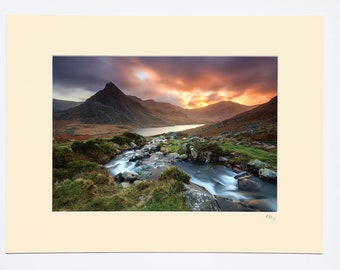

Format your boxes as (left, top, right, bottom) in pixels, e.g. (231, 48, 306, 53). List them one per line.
(53, 85, 276, 108)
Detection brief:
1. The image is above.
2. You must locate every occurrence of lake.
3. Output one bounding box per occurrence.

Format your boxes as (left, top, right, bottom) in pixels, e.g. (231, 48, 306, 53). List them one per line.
(131, 124, 204, 137)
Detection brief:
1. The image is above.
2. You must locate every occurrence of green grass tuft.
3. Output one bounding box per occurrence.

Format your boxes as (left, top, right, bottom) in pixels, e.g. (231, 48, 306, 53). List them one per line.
(158, 167, 191, 184)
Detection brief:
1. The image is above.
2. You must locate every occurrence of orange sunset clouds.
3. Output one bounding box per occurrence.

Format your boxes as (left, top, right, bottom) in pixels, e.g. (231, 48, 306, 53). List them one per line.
(53, 56, 277, 108)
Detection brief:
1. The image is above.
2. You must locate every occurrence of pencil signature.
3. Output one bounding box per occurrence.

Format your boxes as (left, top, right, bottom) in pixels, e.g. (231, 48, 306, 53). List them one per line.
(265, 214, 276, 221)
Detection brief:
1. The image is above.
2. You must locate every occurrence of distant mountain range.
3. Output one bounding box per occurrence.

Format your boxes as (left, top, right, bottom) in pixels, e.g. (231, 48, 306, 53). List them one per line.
(189, 95, 277, 139)
(186, 100, 257, 123)
(127, 95, 191, 125)
(53, 82, 257, 127)
(53, 99, 83, 113)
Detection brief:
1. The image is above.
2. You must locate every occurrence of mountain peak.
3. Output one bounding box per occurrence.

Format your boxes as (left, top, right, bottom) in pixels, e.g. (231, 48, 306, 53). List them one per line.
(104, 81, 122, 92)
(85, 82, 126, 105)
(105, 81, 116, 88)
(100, 81, 125, 96)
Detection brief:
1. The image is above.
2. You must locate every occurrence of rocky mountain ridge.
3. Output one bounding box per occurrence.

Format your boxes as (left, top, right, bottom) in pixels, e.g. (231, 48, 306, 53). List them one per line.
(54, 82, 258, 128)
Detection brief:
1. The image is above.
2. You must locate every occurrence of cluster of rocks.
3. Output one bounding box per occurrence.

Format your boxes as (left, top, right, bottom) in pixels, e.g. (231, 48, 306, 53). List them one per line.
(230, 159, 277, 192)
(246, 159, 277, 183)
(110, 135, 278, 211)
(115, 171, 139, 184)
(159, 135, 277, 185)
(176, 138, 222, 164)
(166, 152, 188, 161)
(114, 173, 145, 188)
(113, 137, 175, 187)
(128, 152, 151, 162)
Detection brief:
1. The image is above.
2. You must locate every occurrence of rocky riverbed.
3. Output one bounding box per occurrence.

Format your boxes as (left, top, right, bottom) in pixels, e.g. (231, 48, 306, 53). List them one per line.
(105, 136, 277, 212)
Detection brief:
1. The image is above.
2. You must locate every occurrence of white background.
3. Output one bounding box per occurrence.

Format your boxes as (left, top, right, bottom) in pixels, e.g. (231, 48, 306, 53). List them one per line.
(1, 1, 339, 269)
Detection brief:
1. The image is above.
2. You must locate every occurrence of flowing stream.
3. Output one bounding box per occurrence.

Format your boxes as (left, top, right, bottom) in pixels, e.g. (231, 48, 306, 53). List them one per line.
(105, 138, 277, 211)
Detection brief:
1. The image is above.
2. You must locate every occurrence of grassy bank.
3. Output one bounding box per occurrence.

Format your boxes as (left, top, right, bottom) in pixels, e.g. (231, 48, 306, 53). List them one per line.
(53, 174, 190, 211)
(53, 133, 190, 211)
(220, 140, 277, 170)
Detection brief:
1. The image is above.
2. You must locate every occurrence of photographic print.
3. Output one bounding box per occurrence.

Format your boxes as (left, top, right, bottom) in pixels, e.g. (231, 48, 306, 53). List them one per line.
(53, 56, 277, 212)
(6, 15, 323, 253)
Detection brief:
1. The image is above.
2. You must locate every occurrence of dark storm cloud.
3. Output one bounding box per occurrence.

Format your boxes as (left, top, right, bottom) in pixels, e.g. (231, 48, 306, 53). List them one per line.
(53, 57, 116, 91)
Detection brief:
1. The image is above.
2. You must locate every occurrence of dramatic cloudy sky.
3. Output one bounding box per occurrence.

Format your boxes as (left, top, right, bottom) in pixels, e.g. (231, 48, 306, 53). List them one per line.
(53, 56, 277, 108)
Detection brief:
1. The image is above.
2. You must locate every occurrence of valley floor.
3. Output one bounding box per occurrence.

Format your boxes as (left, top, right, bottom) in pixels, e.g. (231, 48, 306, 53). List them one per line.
(53, 121, 134, 140)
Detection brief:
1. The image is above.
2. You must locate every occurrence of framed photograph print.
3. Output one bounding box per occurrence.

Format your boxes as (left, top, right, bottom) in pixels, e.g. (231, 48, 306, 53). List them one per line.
(6, 16, 323, 254)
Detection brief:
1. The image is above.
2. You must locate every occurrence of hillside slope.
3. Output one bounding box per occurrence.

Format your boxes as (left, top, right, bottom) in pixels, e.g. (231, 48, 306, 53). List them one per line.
(185, 100, 256, 123)
(190, 96, 277, 143)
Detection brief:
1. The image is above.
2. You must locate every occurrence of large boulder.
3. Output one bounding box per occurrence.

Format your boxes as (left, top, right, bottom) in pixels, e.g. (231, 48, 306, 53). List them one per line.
(215, 196, 254, 211)
(246, 159, 269, 175)
(258, 168, 277, 183)
(179, 154, 188, 160)
(184, 184, 220, 211)
(122, 172, 138, 183)
(167, 152, 180, 160)
(242, 198, 277, 212)
(115, 172, 138, 183)
(180, 143, 188, 153)
(237, 177, 261, 191)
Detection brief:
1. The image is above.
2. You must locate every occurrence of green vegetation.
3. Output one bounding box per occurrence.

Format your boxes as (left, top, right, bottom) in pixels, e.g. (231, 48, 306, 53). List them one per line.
(53, 179, 96, 211)
(157, 136, 276, 170)
(192, 141, 223, 163)
(71, 139, 118, 164)
(163, 143, 180, 153)
(53, 167, 190, 211)
(110, 135, 130, 145)
(221, 140, 277, 169)
(53, 160, 99, 183)
(110, 132, 146, 147)
(53, 138, 115, 183)
(158, 167, 190, 184)
(233, 128, 277, 145)
(158, 139, 183, 154)
(53, 129, 276, 211)
(53, 135, 190, 211)
(53, 146, 74, 168)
